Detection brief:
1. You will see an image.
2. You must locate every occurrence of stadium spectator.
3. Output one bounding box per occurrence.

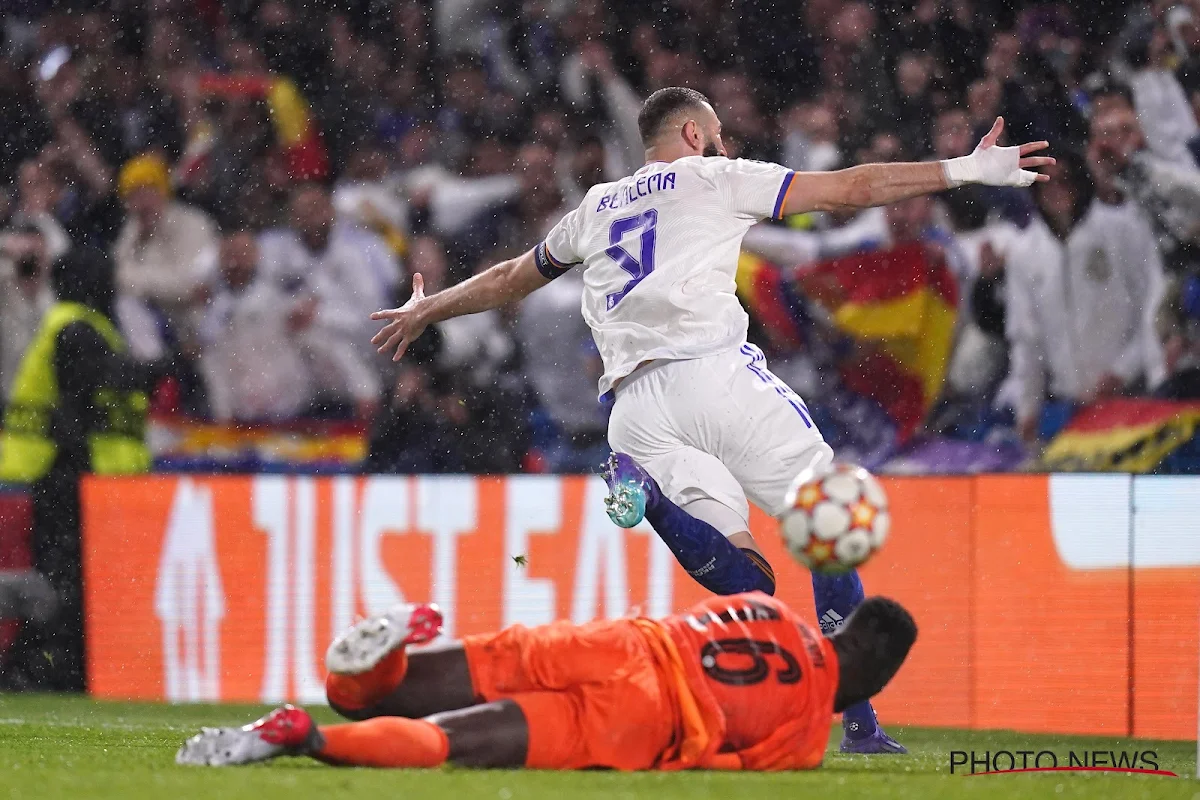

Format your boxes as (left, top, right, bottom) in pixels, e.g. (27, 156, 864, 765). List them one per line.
(996, 154, 1167, 443)
(819, 2, 895, 136)
(1123, 17, 1200, 167)
(517, 268, 609, 473)
(892, 51, 937, 157)
(966, 77, 1004, 137)
(198, 230, 318, 422)
(854, 130, 907, 169)
(435, 56, 513, 170)
(709, 70, 777, 161)
(1091, 102, 1200, 268)
(935, 186, 1021, 433)
(559, 41, 644, 176)
(366, 362, 459, 473)
(432, 248, 530, 473)
(0, 160, 72, 399)
(0, 0, 1198, 476)
(172, 57, 278, 228)
(401, 134, 521, 241)
(112, 153, 216, 336)
(780, 101, 842, 173)
(257, 184, 394, 419)
(1009, 5, 1088, 147)
(454, 142, 571, 274)
(332, 146, 409, 260)
(1176, 6, 1200, 135)
(1088, 101, 1200, 400)
(0, 248, 153, 691)
(25, 42, 125, 249)
(0, 58, 49, 187)
(0, 224, 59, 402)
(557, 132, 610, 207)
(931, 109, 974, 162)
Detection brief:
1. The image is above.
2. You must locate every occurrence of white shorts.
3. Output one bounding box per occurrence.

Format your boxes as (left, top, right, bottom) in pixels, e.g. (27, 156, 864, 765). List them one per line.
(607, 343, 834, 535)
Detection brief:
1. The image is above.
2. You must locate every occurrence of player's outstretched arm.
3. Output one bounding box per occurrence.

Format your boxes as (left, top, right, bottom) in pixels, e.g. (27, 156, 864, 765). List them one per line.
(371, 248, 549, 361)
(782, 116, 1054, 216)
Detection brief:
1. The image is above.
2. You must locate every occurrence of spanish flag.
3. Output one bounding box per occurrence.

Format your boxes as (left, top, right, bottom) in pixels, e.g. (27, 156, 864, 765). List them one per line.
(192, 73, 330, 181)
(1040, 398, 1200, 473)
(734, 250, 809, 352)
(737, 243, 958, 441)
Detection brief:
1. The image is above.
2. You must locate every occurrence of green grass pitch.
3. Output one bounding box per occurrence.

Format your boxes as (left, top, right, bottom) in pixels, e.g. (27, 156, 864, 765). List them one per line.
(0, 695, 1195, 799)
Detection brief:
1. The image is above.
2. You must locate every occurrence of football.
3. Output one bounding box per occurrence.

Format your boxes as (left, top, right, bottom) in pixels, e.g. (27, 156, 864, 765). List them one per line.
(780, 463, 890, 574)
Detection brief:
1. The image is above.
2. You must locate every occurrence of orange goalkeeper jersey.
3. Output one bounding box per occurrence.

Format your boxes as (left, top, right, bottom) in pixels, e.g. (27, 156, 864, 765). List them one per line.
(643, 591, 839, 771)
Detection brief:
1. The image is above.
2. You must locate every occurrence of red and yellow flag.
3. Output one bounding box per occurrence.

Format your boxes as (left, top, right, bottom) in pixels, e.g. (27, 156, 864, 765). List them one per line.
(1040, 398, 1200, 472)
(194, 73, 330, 181)
(736, 243, 958, 440)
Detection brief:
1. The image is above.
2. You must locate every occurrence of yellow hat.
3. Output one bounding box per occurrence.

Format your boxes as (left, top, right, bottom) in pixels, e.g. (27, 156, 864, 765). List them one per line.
(117, 153, 171, 199)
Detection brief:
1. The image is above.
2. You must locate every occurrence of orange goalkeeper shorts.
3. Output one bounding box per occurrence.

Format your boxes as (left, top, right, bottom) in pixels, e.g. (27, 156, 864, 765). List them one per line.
(461, 618, 679, 770)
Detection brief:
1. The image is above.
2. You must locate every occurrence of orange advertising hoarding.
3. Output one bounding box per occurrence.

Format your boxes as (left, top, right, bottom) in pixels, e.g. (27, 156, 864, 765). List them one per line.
(81, 474, 1200, 740)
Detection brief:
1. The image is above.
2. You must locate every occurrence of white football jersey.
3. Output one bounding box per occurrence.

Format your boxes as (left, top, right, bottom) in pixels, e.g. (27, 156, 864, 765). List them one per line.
(536, 156, 796, 399)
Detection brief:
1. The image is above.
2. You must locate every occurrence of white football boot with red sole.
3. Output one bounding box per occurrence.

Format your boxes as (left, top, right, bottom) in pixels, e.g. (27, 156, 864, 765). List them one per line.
(176, 705, 317, 766)
(324, 602, 444, 675)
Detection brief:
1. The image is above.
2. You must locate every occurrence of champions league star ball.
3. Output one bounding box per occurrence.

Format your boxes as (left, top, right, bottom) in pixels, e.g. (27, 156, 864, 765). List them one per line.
(780, 463, 890, 575)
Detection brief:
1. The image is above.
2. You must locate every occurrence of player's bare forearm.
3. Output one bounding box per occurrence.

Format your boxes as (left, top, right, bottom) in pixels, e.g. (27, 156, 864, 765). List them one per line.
(371, 248, 549, 361)
(798, 161, 949, 214)
(781, 116, 1053, 216)
(422, 250, 547, 325)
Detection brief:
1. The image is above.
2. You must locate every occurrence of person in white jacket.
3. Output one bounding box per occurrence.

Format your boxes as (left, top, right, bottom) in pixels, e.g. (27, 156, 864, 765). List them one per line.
(199, 230, 318, 422)
(998, 153, 1167, 441)
(203, 224, 387, 422)
(256, 185, 394, 417)
(1123, 20, 1199, 168)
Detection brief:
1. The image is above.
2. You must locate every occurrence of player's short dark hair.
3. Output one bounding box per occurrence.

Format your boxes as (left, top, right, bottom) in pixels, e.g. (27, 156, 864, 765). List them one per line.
(829, 597, 917, 713)
(638, 87, 712, 145)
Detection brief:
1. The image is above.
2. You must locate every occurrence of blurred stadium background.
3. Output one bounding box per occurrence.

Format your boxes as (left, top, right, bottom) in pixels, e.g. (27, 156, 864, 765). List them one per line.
(0, 0, 1199, 788)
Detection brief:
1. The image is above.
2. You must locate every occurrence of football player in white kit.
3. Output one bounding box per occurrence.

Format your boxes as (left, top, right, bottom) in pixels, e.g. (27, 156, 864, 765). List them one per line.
(372, 87, 1053, 754)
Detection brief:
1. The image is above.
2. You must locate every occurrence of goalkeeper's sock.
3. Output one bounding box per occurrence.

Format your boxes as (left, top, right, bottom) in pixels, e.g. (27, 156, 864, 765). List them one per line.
(644, 490, 775, 596)
(813, 569, 878, 738)
(325, 648, 409, 713)
(315, 717, 449, 768)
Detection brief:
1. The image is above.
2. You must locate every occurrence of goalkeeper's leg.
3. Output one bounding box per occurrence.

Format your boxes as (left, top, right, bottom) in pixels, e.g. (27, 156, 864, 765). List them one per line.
(323, 602, 476, 720)
(176, 700, 529, 768)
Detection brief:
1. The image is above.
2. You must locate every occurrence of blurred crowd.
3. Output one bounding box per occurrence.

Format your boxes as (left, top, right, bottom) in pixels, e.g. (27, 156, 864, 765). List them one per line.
(2, 0, 1200, 473)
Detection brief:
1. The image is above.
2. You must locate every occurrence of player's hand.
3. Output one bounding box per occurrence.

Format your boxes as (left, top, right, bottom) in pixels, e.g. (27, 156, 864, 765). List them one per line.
(943, 116, 1054, 188)
(371, 273, 430, 362)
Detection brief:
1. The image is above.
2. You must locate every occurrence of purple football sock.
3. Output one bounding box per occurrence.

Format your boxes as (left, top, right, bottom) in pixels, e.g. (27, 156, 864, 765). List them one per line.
(643, 490, 775, 596)
(813, 569, 877, 737)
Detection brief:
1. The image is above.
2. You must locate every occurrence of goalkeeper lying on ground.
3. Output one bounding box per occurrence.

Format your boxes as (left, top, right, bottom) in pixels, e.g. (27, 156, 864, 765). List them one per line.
(177, 591, 916, 771)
